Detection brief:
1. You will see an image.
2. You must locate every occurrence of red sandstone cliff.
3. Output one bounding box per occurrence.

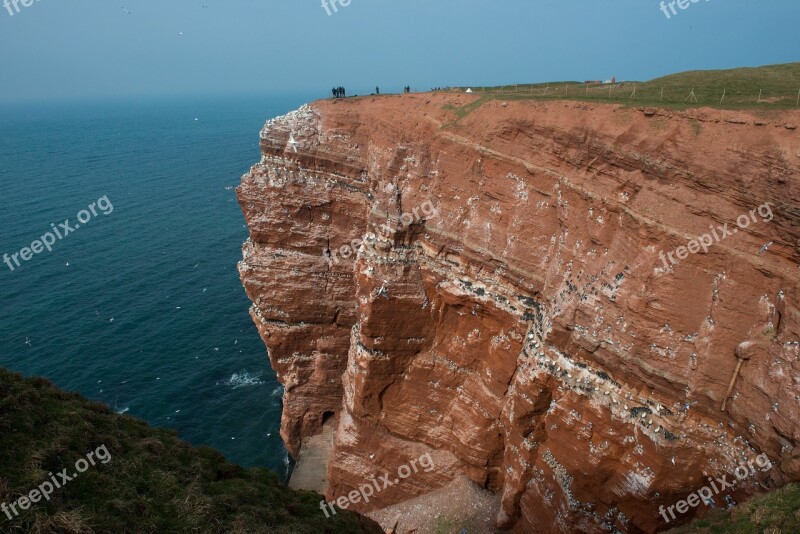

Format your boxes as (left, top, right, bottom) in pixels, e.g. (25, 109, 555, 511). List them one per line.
(237, 93, 800, 533)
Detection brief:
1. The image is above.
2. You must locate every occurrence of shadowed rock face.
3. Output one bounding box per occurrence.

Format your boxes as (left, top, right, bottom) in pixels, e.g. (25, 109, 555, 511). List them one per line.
(237, 93, 800, 533)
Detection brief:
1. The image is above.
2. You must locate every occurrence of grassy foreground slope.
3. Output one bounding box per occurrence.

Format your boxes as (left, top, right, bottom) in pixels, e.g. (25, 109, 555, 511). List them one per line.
(667, 483, 800, 534)
(448, 62, 800, 110)
(0, 368, 380, 533)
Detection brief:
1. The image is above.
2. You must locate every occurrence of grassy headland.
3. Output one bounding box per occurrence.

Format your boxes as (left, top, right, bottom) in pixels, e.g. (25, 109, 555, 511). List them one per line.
(0, 368, 380, 533)
(445, 62, 800, 111)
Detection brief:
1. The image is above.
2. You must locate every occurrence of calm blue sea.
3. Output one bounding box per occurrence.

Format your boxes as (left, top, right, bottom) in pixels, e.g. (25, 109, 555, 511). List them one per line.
(0, 94, 312, 475)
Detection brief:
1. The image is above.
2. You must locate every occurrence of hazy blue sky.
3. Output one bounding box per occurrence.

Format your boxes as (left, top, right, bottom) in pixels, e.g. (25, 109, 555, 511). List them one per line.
(1, 0, 797, 102)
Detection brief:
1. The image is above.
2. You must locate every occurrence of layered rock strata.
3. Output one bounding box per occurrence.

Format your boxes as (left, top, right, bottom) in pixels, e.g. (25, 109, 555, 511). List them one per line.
(237, 93, 800, 533)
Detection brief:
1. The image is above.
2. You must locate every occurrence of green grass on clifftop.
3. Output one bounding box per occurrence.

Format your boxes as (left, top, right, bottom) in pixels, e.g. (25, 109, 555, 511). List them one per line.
(446, 62, 800, 111)
(0, 368, 381, 533)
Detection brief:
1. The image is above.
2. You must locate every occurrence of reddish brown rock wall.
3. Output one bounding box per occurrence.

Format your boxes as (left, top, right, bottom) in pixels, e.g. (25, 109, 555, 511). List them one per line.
(238, 94, 800, 533)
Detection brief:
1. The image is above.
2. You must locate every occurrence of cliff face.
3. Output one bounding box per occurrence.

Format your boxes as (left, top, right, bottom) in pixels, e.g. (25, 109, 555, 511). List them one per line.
(237, 93, 800, 533)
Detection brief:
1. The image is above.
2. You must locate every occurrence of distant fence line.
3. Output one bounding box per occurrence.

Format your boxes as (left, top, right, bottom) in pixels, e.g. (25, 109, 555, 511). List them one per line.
(436, 84, 800, 107)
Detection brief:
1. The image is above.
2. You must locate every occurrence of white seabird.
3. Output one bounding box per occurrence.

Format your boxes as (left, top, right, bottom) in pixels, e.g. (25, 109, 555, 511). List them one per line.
(288, 132, 299, 153)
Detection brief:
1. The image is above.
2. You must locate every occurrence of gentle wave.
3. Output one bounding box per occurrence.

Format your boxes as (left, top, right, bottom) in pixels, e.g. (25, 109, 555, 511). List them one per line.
(225, 370, 265, 389)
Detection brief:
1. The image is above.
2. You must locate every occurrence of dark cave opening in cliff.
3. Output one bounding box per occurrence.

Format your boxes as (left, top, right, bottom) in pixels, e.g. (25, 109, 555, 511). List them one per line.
(322, 410, 336, 426)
